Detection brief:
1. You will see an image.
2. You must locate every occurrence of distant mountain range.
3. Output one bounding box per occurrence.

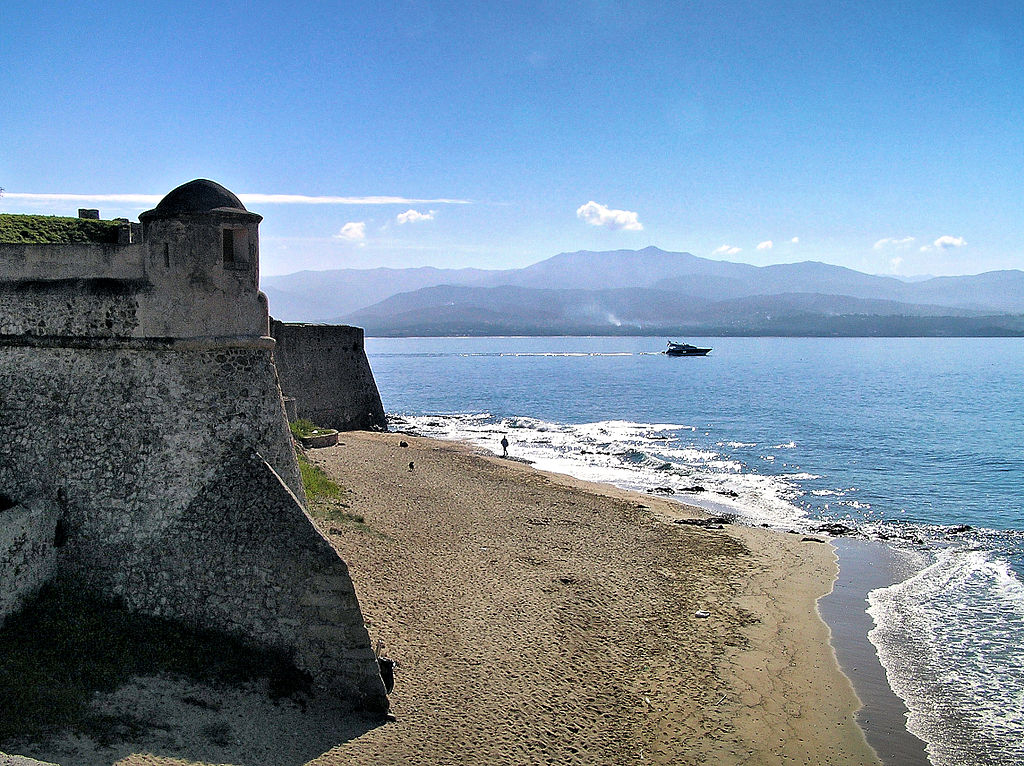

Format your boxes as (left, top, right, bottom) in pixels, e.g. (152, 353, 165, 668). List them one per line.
(261, 246, 1024, 337)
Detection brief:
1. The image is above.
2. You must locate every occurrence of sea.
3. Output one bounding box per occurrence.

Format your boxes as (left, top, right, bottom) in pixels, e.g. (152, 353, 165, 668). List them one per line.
(365, 335, 1024, 766)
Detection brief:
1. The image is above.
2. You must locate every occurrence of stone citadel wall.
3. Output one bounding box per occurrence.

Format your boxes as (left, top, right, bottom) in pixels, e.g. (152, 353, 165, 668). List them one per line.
(0, 180, 388, 713)
(270, 320, 387, 432)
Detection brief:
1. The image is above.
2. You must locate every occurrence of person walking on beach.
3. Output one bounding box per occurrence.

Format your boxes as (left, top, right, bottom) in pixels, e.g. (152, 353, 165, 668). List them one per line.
(500, 435, 509, 457)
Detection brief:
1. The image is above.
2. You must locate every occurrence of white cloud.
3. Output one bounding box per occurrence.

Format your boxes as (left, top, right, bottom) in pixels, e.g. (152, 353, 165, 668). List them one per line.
(919, 235, 967, 253)
(713, 245, 741, 256)
(757, 240, 773, 250)
(873, 236, 916, 250)
(889, 256, 904, 272)
(790, 236, 799, 244)
(396, 209, 436, 224)
(576, 201, 643, 231)
(334, 222, 366, 243)
(934, 235, 967, 250)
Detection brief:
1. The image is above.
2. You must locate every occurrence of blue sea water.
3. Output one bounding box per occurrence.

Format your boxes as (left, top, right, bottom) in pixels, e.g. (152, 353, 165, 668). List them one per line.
(366, 335, 1024, 766)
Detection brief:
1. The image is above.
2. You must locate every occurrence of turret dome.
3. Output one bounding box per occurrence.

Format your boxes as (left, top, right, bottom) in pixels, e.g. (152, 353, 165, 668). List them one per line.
(140, 179, 257, 220)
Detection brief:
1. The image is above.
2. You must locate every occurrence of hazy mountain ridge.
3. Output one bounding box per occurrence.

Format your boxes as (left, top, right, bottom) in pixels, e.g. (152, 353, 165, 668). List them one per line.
(262, 265, 497, 321)
(261, 247, 1024, 335)
(343, 284, 1011, 336)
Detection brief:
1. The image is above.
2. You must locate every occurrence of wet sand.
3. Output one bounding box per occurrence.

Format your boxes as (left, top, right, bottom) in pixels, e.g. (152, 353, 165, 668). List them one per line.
(820, 539, 930, 766)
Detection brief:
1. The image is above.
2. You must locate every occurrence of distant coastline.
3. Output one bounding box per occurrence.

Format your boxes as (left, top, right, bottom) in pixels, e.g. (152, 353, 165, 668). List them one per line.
(356, 319, 1024, 338)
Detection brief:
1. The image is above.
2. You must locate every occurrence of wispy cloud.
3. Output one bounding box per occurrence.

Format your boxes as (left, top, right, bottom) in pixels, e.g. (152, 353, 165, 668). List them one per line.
(576, 201, 643, 231)
(2, 192, 471, 206)
(3, 193, 163, 205)
(713, 245, 741, 256)
(757, 240, 773, 250)
(334, 222, 366, 243)
(873, 236, 916, 250)
(242, 194, 468, 205)
(396, 209, 436, 224)
(790, 236, 799, 244)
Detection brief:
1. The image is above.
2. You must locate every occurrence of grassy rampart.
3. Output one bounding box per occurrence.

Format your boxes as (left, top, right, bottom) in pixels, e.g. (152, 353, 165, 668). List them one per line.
(0, 214, 124, 244)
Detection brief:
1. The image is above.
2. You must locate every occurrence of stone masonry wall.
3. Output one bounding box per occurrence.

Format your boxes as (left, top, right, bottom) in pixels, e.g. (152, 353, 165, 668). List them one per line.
(0, 340, 386, 709)
(0, 498, 59, 625)
(0, 280, 142, 338)
(0, 343, 302, 543)
(270, 320, 387, 431)
(0, 242, 145, 282)
(134, 449, 384, 708)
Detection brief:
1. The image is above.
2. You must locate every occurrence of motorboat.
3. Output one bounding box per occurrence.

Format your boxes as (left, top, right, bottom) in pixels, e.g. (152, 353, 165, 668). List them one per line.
(665, 341, 711, 356)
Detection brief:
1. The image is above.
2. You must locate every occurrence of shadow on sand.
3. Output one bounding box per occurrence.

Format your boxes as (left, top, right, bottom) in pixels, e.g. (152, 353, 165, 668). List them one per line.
(0, 582, 382, 766)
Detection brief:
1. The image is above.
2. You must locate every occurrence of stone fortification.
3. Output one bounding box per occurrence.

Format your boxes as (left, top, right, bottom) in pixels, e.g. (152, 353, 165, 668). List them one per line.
(0, 180, 387, 712)
(271, 320, 387, 431)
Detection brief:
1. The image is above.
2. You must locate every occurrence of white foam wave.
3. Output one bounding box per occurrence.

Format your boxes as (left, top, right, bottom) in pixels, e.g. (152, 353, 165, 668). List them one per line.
(868, 548, 1024, 765)
(397, 413, 816, 530)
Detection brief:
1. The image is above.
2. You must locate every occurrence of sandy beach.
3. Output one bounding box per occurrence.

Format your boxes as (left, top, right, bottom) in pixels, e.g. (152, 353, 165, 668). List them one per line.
(12, 432, 879, 765)
(303, 432, 877, 766)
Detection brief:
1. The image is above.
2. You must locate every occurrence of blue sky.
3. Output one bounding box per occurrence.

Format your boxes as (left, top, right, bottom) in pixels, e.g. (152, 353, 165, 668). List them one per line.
(2, 0, 1022, 277)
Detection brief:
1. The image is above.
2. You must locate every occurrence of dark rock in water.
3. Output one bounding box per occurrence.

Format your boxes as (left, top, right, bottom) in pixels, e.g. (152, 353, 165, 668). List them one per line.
(802, 537, 827, 544)
(945, 524, 972, 534)
(815, 522, 855, 536)
(656, 462, 674, 471)
(673, 514, 734, 528)
(652, 486, 676, 494)
(680, 485, 706, 493)
(717, 489, 739, 498)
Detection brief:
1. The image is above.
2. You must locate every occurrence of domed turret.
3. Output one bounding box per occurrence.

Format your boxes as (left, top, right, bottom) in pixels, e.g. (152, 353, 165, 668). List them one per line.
(138, 179, 267, 338)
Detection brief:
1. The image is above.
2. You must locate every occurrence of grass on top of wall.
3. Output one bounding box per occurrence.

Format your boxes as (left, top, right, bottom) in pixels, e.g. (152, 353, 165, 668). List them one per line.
(0, 579, 312, 748)
(0, 214, 124, 244)
(289, 418, 335, 440)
